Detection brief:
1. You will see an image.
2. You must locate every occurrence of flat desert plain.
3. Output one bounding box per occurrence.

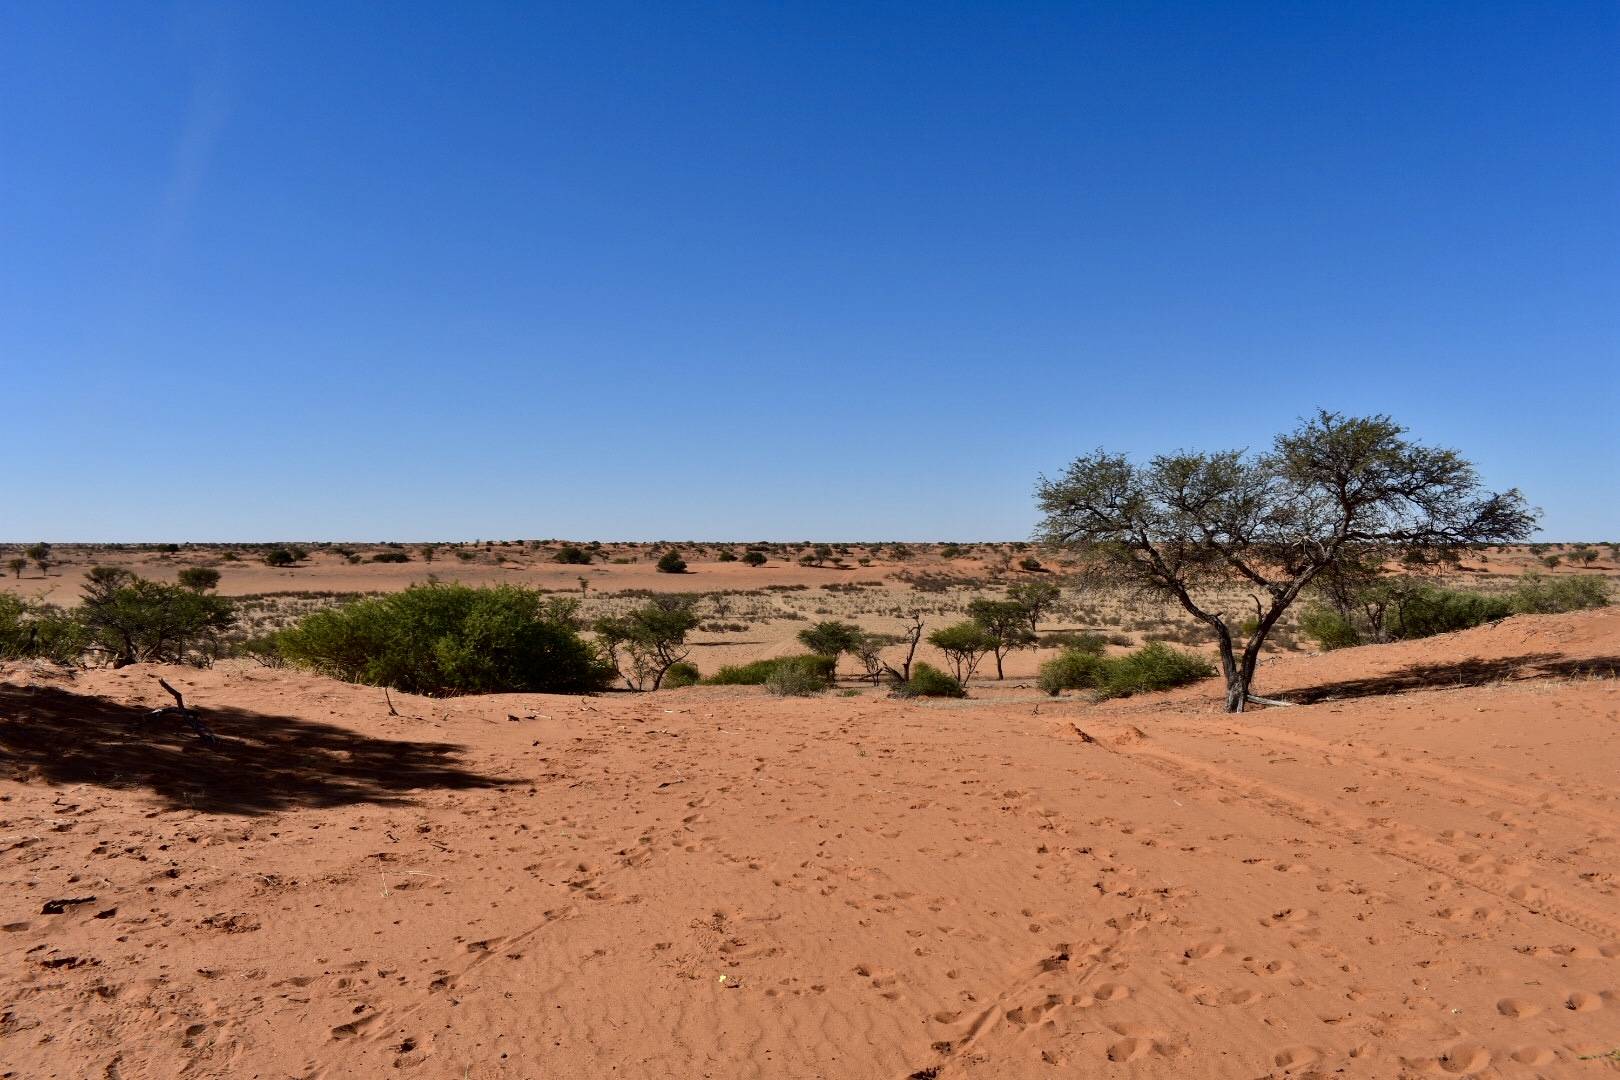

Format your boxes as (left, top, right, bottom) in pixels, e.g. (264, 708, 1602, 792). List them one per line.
(3, 546, 1620, 1078)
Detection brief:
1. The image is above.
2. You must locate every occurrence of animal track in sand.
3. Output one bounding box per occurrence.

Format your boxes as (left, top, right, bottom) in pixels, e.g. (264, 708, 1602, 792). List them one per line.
(1495, 997, 1542, 1018)
(1564, 989, 1605, 1011)
(1435, 1042, 1492, 1075)
(1273, 1045, 1322, 1070)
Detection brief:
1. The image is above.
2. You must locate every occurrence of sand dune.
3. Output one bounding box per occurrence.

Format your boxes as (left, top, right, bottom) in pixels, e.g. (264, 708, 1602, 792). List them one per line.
(4, 610, 1618, 1078)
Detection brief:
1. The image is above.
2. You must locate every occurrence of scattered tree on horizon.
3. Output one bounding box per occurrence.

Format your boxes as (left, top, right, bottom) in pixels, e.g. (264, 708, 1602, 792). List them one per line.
(1035, 411, 1536, 712)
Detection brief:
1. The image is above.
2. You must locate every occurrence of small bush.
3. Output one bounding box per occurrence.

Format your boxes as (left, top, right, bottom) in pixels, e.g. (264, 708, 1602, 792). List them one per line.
(656, 550, 687, 574)
(662, 661, 702, 689)
(1038, 648, 1108, 695)
(177, 567, 221, 592)
(1018, 556, 1044, 572)
(898, 662, 966, 698)
(264, 547, 298, 567)
(371, 551, 411, 564)
(0, 595, 87, 663)
(1298, 603, 1363, 650)
(1039, 631, 1107, 654)
(742, 550, 767, 567)
(704, 654, 836, 686)
(1038, 642, 1213, 699)
(717, 550, 738, 562)
(764, 656, 832, 696)
(275, 584, 614, 695)
(553, 545, 592, 565)
(1097, 642, 1215, 699)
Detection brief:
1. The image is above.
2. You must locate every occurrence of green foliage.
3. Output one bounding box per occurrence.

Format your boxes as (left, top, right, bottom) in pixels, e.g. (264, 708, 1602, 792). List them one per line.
(264, 547, 299, 567)
(275, 583, 614, 695)
(927, 619, 995, 682)
(7, 557, 26, 579)
(1038, 642, 1214, 699)
(553, 545, 592, 565)
(1039, 631, 1107, 654)
(1298, 604, 1363, 650)
(742, 550, 767, 567)
(797, 620, 862, 661)
(593, 595, 700, 689)
(764, 655, 832, 696)
(78, 567, 236, 667)
(177, 567, 221, 592)
(1095, 642, 1215, 698)
(703, 653, 836, 686)
(662, 661, 702, 688)
(1506, 573, 1609, 614)
(0, 594, 87, 663)
(940, 544, 965, 559)
(1037, 648, 1109, 696)
(1387, 587, 1511, 639)
(898, 662, 966, 698)
(371, 551, 410, 564)
(717, 549, 738, 562)
(656, 550, 688, 574)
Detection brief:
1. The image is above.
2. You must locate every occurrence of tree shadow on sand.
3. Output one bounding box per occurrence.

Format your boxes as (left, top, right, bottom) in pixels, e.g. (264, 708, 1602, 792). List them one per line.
(0, 683, 518, 815)
(1281, 653, 1620, 705)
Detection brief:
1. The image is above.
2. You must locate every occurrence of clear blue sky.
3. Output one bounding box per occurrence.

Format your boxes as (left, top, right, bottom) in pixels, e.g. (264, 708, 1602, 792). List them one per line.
(4, 2, 1616, 542)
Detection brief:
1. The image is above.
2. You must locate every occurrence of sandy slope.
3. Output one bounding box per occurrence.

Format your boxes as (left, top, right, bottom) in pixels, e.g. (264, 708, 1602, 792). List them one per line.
(3, 612, 1618, 1078)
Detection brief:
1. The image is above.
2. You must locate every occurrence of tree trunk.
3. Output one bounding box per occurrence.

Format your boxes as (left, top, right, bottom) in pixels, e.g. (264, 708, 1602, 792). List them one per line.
(1216, 630, 1245, 713)
(994, 650, 1005, 679)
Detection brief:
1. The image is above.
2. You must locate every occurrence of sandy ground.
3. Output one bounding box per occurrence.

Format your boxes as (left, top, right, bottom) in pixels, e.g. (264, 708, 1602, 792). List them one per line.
(3, 608, 1619, 1078)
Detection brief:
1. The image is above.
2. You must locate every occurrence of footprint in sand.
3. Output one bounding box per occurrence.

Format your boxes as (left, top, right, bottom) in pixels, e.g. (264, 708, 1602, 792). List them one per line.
(1273, 1045, 1321, 1070)
(1436, 1043, 1492, 1075)
(1496, 998, 1542, 1019)
(1510, 1046, 1555, 1066)
(1106, 1037, 1153, 1062)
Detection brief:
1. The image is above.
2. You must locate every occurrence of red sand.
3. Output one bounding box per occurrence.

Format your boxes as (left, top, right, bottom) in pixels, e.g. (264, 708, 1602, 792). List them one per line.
(4, 609, 1619, 1078)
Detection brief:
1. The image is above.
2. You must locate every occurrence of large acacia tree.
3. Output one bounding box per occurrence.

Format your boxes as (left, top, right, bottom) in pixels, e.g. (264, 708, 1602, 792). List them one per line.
(1035, 412, 1535, 712)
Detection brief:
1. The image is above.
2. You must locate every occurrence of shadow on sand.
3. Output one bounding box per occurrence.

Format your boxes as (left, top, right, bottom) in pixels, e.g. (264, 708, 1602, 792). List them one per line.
(0, 683, 517, 815)
(1282, 653, 1620, 705)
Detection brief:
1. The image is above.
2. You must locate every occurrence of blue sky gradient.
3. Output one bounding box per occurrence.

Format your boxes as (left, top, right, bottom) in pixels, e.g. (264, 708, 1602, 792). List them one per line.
(3, 2, 1616, 541)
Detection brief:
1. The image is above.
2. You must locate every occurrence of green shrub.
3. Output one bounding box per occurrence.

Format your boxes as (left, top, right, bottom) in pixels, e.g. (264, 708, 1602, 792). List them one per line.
(742, 550, 767, 567)
(371, 551, 411, 564)
(553, 545, 592, 565)
(1038, 648, 1108, 695)
(797, 620, 862, 664)
(274, 583, 615, 695)
(177, 567, 221, 592)
(264, 547, 298, 567)
(1039, 631, 1107, 654)
(1298, 603, 1363, 650)
(1038, 642, 1213, 699)
(704, 653, 836, 686)
(662, 661, 702, 688)
(764, 655, 832, 696)
(898, 662, 966, 698)
(717, 550, 738, 562)
(1018, 556, 1043, 572)
(1506, 573, 1609, 614)
(0, 595, 87, 663)
(77, 567, 236, 667)
(1095, 642, 1215, 699)
(656, 550, 687, 574)
(1387, 586, 1511, 639)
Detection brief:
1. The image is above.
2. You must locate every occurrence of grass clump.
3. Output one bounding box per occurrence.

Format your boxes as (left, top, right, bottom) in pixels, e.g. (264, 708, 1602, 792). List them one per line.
(274, 583, 615, 696)
(1038, 641, 1214, 699)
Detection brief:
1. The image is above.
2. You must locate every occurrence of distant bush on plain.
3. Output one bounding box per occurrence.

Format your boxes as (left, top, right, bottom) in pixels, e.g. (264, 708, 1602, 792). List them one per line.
(764, 655, 832, 696)
(274, 583, 615, 695)
(370, 551, 411, 564)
